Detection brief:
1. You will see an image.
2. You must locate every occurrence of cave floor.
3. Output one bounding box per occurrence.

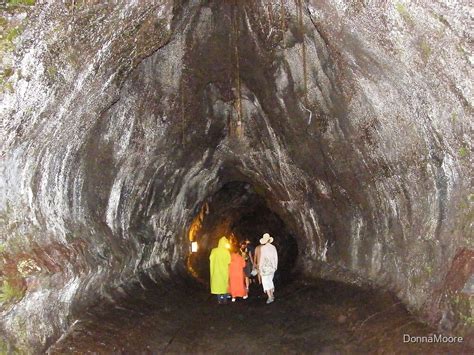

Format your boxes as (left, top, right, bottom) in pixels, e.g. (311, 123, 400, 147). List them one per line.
(49, 278, 472, 354)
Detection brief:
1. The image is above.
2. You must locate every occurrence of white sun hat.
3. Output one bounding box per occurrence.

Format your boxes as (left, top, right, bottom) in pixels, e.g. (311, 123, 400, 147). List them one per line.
(259, 233, 273, 245)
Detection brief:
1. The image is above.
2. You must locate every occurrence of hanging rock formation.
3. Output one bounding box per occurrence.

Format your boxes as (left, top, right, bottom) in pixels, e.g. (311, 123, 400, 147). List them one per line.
(0, 0, 472, 351)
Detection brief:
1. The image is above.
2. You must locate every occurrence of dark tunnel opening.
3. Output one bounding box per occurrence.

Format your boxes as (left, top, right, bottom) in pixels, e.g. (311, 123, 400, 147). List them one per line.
(187, 181, 298, 287)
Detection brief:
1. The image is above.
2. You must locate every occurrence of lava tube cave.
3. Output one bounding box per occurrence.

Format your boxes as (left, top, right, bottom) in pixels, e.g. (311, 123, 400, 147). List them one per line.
(0, 0, 472, 353)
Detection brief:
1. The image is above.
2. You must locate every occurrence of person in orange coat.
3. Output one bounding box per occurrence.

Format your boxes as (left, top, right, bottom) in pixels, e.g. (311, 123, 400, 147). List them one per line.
(228, 252, 248, 302)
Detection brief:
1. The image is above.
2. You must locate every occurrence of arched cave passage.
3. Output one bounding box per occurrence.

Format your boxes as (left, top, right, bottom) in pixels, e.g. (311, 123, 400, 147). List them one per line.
(187, 181, 298, 285)
(0, 1, 472, 353)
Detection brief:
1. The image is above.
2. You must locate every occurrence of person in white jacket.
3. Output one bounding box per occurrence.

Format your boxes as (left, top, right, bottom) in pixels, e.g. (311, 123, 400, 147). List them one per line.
(258, 233, 278, 304)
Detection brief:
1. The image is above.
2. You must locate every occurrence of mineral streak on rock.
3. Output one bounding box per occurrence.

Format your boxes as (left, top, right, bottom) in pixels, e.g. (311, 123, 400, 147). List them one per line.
(0, 0, 472, 351)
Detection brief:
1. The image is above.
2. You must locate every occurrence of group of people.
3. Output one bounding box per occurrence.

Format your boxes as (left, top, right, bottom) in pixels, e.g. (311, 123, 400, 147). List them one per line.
(209, 233, 278, 305)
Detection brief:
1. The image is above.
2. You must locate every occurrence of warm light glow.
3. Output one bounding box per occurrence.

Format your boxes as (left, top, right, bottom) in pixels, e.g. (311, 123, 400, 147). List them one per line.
(225, 243, 231, 249)
(191, 241, 198, 253)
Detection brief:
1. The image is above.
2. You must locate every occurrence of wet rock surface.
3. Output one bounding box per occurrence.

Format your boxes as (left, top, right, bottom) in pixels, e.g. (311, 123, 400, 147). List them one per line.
(0, 0, 472, 351)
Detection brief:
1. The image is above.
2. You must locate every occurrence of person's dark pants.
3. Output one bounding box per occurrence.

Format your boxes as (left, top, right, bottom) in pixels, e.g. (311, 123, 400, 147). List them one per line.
(217, 294, 227, 304)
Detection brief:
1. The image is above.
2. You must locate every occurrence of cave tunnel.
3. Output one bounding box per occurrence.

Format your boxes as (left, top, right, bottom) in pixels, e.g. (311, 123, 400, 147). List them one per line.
(187, 181, 298, 285)
(0, 0, 472, 353)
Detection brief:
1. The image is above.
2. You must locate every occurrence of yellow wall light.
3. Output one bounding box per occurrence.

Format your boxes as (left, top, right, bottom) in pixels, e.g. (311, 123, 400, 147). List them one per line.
(191, 241, 198, 253)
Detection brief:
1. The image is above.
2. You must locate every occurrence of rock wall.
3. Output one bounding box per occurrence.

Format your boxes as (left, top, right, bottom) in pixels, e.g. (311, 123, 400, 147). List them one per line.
(0, 0, 472, 350)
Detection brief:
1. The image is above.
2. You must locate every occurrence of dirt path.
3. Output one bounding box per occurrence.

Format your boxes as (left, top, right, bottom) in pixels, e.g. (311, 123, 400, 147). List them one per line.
(50, 279, 472, 354)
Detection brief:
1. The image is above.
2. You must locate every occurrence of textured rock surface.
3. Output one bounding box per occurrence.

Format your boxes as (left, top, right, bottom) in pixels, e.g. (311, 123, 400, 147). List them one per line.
(0, 0, 472, 351)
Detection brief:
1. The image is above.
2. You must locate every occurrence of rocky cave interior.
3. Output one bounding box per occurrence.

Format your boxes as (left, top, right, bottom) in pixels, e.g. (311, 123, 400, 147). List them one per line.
(0, 0, 472, 353)
(187, 181, 298, 284)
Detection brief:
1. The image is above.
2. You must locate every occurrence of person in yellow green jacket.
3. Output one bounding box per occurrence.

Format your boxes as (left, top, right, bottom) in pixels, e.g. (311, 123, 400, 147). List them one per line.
(209, 236, 231, 304)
